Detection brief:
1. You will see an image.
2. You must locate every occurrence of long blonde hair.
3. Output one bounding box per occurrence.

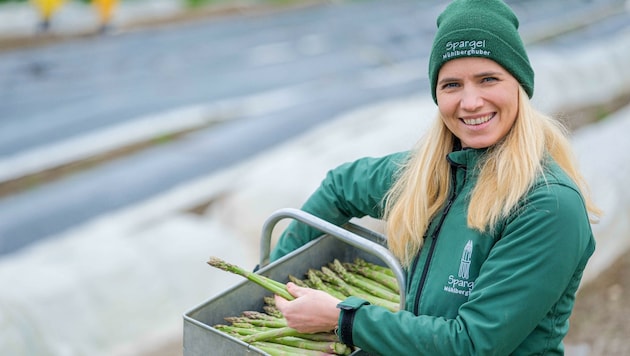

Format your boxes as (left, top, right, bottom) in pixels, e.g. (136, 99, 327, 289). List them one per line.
(384, 87, 601, 267)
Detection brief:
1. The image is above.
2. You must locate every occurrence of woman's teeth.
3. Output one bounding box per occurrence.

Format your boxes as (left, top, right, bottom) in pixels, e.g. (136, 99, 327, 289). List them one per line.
(462, 113, 494, 125)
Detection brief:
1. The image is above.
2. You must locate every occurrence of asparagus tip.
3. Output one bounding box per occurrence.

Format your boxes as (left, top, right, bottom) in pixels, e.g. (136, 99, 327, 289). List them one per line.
(207, 256, 222, 267)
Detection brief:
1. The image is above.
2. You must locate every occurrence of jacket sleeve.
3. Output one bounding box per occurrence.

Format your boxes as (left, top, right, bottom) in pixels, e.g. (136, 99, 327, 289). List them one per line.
(269, 152, 408, 262)
(344, 182, 595, 355)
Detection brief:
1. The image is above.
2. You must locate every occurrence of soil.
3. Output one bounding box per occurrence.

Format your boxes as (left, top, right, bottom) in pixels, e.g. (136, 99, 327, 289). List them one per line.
(565, 248, 630, 355)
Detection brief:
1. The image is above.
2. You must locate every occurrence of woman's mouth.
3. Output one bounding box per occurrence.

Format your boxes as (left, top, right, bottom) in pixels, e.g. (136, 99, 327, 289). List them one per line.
(461, 113, 495, 125)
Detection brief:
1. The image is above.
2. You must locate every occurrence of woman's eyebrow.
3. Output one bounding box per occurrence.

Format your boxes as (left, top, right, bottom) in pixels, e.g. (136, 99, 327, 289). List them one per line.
(438, 71, 504, 85)
(474, 71, 503, 78)
(438, 77, 459, 85)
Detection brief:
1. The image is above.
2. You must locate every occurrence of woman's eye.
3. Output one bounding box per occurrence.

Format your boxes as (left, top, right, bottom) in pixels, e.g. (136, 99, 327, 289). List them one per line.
(482, 77, 498, 83)
(441, 82, 459, 89)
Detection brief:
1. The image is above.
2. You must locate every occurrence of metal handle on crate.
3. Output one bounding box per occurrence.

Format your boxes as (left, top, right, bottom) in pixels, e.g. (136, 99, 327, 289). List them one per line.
(259, 208, 406, 309)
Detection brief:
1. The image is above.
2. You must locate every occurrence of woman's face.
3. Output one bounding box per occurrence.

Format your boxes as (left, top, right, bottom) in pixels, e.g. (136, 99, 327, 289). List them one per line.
(436, 57, 520, 149)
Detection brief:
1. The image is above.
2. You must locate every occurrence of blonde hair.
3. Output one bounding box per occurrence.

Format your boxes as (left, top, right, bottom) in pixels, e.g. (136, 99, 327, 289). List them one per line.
(384, 87, 601, 267)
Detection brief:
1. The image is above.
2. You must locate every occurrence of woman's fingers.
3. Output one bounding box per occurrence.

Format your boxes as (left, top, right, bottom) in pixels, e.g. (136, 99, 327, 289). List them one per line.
(273, 283, 342, 333)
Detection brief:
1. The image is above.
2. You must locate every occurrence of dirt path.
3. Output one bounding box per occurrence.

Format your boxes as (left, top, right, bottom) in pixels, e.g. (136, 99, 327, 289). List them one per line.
(566, 248, 630, 355)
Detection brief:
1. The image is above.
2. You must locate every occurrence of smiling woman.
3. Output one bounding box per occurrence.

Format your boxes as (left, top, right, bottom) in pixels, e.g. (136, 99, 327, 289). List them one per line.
(267, 0, 602, 355)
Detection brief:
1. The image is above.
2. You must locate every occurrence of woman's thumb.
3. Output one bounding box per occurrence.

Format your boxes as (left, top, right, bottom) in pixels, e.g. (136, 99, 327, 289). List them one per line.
(285, 282, 309, 298)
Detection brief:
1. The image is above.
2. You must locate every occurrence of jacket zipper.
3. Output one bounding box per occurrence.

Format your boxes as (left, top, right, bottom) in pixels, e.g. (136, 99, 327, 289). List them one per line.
(410, 163, 462, 315)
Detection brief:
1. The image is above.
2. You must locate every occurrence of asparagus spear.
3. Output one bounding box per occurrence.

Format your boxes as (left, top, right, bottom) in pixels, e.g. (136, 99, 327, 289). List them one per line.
(242, 310, 282, 321)
(351, 272, 400, 297)
(252, 341, 336, 356)
(306, 269, 348, 300)
(354, 258, 396, 277)
(241, 326, 301, 343)
(264, 305, 284, 319)
(344, 261, 399, 293)
(320, 266, 398, 312)
(329, 259, 399, 303)
(207, 257, 294, 301)
(230, 322, 255, 329)
(268, 336, 350, 355)
(217, 324, 269, 337)
(288, 274, 310, 288)
(264, 295, 277, 306)
(225, 316, 287, 328)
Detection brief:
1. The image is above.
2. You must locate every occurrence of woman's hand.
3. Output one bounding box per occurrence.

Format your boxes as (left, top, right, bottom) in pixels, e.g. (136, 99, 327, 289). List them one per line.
(274, 282, 341, 333)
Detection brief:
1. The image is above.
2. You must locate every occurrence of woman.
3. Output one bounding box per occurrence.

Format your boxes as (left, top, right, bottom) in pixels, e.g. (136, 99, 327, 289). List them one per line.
(271, 0, 601, 354)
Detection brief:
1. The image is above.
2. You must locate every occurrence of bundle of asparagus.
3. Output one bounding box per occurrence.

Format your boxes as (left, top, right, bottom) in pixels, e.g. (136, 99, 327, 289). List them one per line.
(214, 297, 350, 355)
(207, 257, 400, 356)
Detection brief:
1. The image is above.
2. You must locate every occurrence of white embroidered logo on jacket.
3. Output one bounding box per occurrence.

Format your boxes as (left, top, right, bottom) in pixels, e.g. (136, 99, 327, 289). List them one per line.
(443, 240, 475, 297)
(458, 240, 473, 279)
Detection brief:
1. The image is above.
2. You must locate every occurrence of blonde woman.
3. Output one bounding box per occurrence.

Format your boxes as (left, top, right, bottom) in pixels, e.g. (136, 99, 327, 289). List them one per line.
(271, 0, 600, 354)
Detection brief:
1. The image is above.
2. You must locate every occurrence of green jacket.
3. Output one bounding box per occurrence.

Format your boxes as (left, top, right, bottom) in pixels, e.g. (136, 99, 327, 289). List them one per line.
(270, 148, 595, 355)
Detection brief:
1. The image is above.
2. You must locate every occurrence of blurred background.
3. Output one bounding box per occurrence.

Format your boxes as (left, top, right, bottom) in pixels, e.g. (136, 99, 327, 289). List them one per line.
(0, 0, 629, 355)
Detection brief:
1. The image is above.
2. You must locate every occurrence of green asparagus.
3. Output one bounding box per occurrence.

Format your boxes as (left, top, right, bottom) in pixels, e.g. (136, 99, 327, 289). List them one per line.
(344, 261, 399, 293)
(207, 257, 294, 301)
(320, 266, 399, 312)
(252, 341, 337, 356)
(211, 257, 402, 355)
(329, 259, 399, 303)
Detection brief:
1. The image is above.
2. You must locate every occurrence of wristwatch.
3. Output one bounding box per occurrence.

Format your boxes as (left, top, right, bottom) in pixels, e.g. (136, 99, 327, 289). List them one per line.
(336, 296, 371, 346)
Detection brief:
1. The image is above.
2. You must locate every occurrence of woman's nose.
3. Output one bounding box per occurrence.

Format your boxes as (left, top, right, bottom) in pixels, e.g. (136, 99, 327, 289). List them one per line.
(460, 88, 483, 111)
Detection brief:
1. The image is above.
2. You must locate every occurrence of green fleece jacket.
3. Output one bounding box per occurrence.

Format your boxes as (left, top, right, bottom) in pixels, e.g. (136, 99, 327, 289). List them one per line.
(270, 148, 595, 355)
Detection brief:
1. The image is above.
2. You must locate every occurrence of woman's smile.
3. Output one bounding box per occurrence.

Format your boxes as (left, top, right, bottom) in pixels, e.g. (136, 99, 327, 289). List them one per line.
(461, 112, 496, 126)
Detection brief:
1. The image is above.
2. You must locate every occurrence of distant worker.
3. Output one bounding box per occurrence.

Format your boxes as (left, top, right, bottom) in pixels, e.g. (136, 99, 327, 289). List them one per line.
(92, 0, 119, 33)
(31, 0, 66, 32)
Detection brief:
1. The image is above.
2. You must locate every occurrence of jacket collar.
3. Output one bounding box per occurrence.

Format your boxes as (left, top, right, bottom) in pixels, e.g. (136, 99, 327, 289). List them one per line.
(446, 147, 487, 169)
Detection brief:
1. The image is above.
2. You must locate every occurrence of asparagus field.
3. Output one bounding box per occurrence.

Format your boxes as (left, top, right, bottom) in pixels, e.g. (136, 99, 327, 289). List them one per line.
(207, 257, 401, 356)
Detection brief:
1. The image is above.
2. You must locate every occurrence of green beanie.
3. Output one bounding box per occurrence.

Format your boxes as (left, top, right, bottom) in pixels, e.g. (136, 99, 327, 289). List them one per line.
(428, 0, 534, 103)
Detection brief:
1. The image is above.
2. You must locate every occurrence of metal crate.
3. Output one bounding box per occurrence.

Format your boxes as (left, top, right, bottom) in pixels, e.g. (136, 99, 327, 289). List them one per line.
(183, 208, 405, 356)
